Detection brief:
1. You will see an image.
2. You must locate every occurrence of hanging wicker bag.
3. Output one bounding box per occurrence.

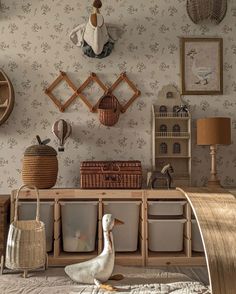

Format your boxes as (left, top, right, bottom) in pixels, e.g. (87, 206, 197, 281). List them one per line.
(5, 185, 47, 278)
(187, 0, 227, 24)
(98, 93, 120, 126)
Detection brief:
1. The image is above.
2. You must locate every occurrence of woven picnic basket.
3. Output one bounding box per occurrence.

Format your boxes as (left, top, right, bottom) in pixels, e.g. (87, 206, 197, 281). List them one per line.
(80, 161, 142, 189)
(5, 185, 46, 278)
(98, 93, 120, 126)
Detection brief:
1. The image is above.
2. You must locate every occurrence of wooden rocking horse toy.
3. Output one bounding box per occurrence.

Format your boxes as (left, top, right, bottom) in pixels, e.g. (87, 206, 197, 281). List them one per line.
(147, 164, 174, 189)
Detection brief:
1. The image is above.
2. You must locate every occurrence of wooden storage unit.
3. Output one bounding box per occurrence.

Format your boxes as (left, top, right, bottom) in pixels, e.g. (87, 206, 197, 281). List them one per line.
(10, 189, 205, 267)
(152, 85, 191, 187)
(10, 189, 145, 267)
(0, 196, 10, 258)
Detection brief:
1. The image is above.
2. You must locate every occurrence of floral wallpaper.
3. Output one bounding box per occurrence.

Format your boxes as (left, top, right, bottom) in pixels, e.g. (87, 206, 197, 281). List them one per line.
(0, 0, 236, 193)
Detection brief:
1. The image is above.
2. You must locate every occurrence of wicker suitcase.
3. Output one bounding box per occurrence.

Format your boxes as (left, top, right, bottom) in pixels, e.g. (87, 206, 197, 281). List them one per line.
(80, 161, 142, 189)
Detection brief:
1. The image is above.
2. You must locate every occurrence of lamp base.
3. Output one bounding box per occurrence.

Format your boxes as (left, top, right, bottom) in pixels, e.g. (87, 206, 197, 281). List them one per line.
(207, 179, 222, 188)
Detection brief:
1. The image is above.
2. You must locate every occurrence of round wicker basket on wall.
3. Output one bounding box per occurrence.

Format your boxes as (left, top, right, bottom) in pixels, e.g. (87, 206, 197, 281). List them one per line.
(22, 137, 58, 189)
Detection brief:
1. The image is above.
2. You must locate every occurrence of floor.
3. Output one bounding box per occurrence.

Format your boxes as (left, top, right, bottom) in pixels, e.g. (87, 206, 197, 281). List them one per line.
(0, 265, 210, 294)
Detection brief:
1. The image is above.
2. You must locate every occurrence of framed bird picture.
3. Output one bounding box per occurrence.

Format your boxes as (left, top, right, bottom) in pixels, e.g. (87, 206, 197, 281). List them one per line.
(180, 37, 223, 95)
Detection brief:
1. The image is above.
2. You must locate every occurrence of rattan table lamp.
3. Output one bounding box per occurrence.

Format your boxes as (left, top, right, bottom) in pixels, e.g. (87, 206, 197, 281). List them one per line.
(197, 117, 231, 187)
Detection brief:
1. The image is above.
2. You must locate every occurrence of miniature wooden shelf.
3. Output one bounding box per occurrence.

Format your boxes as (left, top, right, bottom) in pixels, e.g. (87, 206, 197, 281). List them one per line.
(155, 132, 190, 139)
(155, 156, 191, 159)
(155, 113, 190, 119)
(10, 189, 206, 267)
(0, 69, 14, 126)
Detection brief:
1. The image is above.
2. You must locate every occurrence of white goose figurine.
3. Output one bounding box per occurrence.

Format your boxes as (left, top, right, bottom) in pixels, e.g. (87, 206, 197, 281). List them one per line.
(65, 214, 124, 291)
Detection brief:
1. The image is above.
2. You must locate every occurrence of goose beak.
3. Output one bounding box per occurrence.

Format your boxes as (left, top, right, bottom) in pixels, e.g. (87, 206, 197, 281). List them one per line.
(114, 218, 124, 225)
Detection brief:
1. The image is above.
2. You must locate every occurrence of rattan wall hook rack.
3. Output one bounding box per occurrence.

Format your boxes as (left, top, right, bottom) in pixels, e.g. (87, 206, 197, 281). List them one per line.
(44, 71, 141, 126)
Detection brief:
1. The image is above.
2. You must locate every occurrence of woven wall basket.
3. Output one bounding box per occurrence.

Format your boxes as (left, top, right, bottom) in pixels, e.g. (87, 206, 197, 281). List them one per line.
(187, 0, 227, 24)
(98, 93, 120, 126)
(22, 142, 58, 189)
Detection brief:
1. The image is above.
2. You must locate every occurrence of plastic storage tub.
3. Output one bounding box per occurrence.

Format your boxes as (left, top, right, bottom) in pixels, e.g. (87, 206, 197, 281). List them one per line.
(148, 219, 186, 251)
(148, 201, 186, 217)
(60, 201, 98, 252)
(18, 201, 54, 252)
(192, 219, 204, 252)
(103, 201, 141, 252)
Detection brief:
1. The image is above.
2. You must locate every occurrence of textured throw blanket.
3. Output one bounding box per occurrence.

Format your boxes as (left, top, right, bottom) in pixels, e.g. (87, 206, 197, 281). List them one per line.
(0, 266, 211, 294)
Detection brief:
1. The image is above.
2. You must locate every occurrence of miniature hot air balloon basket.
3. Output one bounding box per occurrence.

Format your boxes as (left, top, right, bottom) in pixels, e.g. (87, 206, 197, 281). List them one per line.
(22, 136, 58, 189)
(98, 93, 120, 126)
(52, 119, 72, 152)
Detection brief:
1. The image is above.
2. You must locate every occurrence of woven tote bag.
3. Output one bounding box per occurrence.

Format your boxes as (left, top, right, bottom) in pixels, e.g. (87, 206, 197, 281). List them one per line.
(5, 185, 46, 277)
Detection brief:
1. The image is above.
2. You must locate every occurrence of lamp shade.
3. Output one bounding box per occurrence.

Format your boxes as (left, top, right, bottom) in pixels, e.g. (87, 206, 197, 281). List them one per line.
(197, 117, 231, 145)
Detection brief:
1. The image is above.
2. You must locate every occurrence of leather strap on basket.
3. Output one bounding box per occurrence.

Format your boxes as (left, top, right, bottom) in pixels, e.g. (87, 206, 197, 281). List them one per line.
(103, 174, 122, 183)
(14, 184, 40, 222)
(101, 162, 121, 173)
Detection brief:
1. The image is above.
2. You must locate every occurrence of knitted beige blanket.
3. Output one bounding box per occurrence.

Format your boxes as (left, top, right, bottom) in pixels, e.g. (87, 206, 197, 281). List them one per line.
(0, 265, 210, 294)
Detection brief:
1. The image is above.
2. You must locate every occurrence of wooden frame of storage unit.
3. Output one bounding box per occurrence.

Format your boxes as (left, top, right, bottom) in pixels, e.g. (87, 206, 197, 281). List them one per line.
(10, 189, 206, 267)
(0, 196, 10, 259)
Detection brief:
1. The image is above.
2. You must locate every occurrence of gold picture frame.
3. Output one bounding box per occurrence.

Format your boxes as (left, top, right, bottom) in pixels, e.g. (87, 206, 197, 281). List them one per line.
(180, 37, 223, 95)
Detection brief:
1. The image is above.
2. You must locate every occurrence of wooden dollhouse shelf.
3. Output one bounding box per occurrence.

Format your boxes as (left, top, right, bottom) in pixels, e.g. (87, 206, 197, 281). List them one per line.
(152, 101, 191, 186)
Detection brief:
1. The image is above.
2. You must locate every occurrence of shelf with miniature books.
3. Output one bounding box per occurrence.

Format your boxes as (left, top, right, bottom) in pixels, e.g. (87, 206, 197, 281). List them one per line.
(152, 84, 191, 187)
(10, 188, 206, 267)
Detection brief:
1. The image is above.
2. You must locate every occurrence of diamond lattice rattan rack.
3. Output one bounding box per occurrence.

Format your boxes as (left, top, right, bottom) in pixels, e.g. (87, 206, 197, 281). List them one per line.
(44, 71, 141, 114)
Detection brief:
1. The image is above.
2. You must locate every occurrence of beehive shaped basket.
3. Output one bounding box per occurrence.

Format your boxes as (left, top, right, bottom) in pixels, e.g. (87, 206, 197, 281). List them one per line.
(98, 93, 120, 126)
(5, 185, 46, 277)
(22, 137, 58, 189)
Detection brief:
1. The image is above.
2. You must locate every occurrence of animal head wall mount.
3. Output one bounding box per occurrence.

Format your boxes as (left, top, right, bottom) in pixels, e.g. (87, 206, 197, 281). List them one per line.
(69, 0, 122, 59)
(45, 71, 141, 126)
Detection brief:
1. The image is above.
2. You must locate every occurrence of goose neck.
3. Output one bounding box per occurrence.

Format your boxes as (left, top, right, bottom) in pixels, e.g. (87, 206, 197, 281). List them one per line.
(102, 230, 114, 254)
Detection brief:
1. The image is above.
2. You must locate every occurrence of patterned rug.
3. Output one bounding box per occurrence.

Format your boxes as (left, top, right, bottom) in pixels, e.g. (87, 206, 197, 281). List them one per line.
(0, 265, 211, 294)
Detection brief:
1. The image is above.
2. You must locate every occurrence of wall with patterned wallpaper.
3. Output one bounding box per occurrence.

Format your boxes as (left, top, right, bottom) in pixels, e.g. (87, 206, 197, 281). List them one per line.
(0, 0, 236, 193)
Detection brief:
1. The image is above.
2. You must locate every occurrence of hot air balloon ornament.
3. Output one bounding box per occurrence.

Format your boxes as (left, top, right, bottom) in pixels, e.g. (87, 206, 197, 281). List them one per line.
(52, 119, 72, 152)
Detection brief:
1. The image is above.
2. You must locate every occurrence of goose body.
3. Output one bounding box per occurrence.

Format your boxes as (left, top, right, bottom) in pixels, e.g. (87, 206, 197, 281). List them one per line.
(65, 214, 122, 287)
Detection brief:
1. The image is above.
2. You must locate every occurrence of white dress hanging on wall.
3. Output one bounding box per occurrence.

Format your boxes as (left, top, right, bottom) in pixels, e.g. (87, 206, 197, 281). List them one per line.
(70, 14, 122, 58)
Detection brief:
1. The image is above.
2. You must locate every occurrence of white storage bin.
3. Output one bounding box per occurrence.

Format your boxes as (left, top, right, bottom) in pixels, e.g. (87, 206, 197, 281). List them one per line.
(148, 219, 186, 252)
(192, 219, 204, 252)
(18, 201, 54, 252)
(148, 201, 186, 217)
(60, 201, 98, 252)
(103, 201, 141, 252)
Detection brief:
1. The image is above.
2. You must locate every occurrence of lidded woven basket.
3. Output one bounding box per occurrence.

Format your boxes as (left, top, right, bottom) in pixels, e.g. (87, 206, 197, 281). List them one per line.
(98, 93, 120, 126)
(22, 136, 58, 189)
